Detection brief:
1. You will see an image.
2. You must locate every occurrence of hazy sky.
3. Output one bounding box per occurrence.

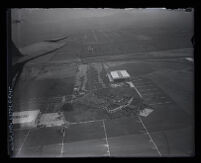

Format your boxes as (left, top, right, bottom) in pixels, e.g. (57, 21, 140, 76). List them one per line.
(11, 8, 193, 48)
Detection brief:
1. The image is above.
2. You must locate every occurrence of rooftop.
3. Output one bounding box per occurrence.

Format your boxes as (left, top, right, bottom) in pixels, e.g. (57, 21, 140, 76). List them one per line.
(110, 70, 130, 80)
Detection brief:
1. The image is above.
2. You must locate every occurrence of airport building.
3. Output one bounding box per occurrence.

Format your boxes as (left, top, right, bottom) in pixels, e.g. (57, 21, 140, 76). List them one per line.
(107, 70, 130, 82)
(13, 110, 40, 128)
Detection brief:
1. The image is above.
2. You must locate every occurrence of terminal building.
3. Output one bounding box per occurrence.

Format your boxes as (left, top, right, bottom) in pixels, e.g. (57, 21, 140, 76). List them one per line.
(107, 70, 130, 83)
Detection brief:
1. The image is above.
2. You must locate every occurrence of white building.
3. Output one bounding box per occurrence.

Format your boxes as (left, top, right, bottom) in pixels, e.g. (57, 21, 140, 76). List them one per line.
(107, 70, 130, 82)
(13, 110, 40, 128)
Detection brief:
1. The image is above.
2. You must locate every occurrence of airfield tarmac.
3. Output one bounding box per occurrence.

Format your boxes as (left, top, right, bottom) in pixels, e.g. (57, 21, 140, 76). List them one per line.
(11, 9, 194, 157)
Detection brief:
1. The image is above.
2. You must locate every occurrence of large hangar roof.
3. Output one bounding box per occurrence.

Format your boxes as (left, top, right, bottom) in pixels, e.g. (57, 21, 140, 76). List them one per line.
(110, 70, 130, 80)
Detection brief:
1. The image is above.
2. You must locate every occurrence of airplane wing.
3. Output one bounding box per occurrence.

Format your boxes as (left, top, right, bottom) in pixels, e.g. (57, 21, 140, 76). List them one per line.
(12, 35, 69, 65)
(44, 35, 69, 42)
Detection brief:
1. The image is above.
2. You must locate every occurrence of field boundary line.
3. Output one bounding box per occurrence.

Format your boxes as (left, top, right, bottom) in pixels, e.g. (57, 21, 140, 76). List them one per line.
(138, 116, 162, 156)
(60, 131, 65, 157)
(131, 81, 162, 157)
(69, 119, 104, 125)
(131, 81, 143, 98)
(17, 129, 31, 156)
(102, 120, 111, 156)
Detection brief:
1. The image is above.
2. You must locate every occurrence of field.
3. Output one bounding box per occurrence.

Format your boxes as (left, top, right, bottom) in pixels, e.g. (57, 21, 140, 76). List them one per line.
(13, 55, 194, 157)
(12, 9, 194, 157)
